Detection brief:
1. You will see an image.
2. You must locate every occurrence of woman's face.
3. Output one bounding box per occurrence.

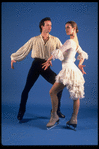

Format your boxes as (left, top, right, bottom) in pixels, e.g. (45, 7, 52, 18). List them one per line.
(65, 23, 75, 35)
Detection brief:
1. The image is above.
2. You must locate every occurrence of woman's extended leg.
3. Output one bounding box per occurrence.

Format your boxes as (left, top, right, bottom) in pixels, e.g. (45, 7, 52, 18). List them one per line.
(47, 82, 65, 127)
(49, 83, 65, 113)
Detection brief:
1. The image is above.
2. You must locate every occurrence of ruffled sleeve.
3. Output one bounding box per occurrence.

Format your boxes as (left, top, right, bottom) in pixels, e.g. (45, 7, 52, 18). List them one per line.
(52, 49, 64, 61)
(77, 46, 88, 60)
(10, 38, 34, 61)
(51, 39, 72, 61)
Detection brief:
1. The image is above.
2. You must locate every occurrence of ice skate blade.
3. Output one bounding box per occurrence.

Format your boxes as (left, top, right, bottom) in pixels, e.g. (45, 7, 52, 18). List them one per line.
(17, 119, 23, 123)
(47, 119, 59, 130)
(66, 123, 77, 131)
(17, 120, 21, 123)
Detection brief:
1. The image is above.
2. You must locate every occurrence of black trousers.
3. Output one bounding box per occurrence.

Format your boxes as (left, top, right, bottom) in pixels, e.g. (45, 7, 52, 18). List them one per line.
(19, 58, 63, 112)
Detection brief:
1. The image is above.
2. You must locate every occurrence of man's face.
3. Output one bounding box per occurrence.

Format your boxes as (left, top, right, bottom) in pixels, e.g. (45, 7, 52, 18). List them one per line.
(41, 21, 52, 33)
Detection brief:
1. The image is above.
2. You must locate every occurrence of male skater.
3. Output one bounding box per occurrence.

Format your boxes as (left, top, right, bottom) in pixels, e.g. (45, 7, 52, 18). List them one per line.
(11, 17, 65, 121)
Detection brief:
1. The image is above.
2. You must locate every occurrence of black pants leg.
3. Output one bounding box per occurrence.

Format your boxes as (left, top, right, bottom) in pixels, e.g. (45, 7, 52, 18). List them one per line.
(19, 58, 62, 113)
(19, 59, 40, 112)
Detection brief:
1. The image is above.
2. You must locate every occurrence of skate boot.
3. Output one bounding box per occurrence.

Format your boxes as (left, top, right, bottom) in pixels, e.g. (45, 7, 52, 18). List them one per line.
(17, 107, 26, 121)
(17, 111, 25, 121)
(47, 112, 59, 128)
(66, 114, 77, 130)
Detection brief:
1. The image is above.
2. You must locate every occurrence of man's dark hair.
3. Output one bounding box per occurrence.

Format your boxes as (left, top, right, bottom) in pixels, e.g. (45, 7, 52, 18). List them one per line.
(39, 17, 51, 33)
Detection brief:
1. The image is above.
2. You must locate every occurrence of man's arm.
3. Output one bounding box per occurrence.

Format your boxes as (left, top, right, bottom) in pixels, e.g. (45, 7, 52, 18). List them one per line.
(10, 37, 34, 69)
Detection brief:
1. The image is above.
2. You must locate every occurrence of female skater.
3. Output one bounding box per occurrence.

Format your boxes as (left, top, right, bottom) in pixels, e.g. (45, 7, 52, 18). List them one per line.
(42, 21, 88, 129)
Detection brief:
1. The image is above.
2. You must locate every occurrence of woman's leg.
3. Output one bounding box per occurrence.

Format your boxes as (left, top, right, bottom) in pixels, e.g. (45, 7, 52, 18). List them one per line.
(66, 98, 80, 129)
(73, 98, 80, 116)
(41, 66, 64, 117)
(49, 82, 65, 113)
(47, 82, 65, 127)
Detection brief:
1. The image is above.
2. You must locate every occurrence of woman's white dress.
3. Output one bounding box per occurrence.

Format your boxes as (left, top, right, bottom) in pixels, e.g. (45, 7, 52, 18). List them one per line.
(52, 39, 88, 100)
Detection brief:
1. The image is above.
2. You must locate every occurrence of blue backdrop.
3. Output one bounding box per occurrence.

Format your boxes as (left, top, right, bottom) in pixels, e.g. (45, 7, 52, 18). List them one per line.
(1, 2, 98, 146)
(2, 2, 98, 107)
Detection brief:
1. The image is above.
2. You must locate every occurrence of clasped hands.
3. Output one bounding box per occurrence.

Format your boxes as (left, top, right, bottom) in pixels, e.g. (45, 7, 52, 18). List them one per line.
(42, 60, 52, 70)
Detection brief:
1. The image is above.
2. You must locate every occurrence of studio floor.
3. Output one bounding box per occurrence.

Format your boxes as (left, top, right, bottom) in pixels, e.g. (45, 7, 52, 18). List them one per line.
(1, 102, 98, 146)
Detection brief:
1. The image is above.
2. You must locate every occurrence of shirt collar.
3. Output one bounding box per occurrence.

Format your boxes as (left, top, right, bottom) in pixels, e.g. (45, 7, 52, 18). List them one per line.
(40, 34, 51, 38)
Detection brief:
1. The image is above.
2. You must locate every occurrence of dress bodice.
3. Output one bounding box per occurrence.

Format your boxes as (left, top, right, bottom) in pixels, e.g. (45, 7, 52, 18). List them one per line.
(52, 39, 88, 63)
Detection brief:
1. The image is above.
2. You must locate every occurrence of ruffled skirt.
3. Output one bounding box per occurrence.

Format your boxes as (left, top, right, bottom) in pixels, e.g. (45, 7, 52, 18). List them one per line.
(55, 62, 85, 100)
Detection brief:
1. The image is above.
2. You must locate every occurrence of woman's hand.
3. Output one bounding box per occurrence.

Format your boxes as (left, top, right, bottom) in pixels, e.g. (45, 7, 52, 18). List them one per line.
(78, 64, 86, 74)
(42, 60, 52, 71)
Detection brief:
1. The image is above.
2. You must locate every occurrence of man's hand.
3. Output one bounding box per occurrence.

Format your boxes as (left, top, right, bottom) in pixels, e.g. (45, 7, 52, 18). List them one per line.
(42, 60, 52, 70)
(11, 60, 16, 69)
